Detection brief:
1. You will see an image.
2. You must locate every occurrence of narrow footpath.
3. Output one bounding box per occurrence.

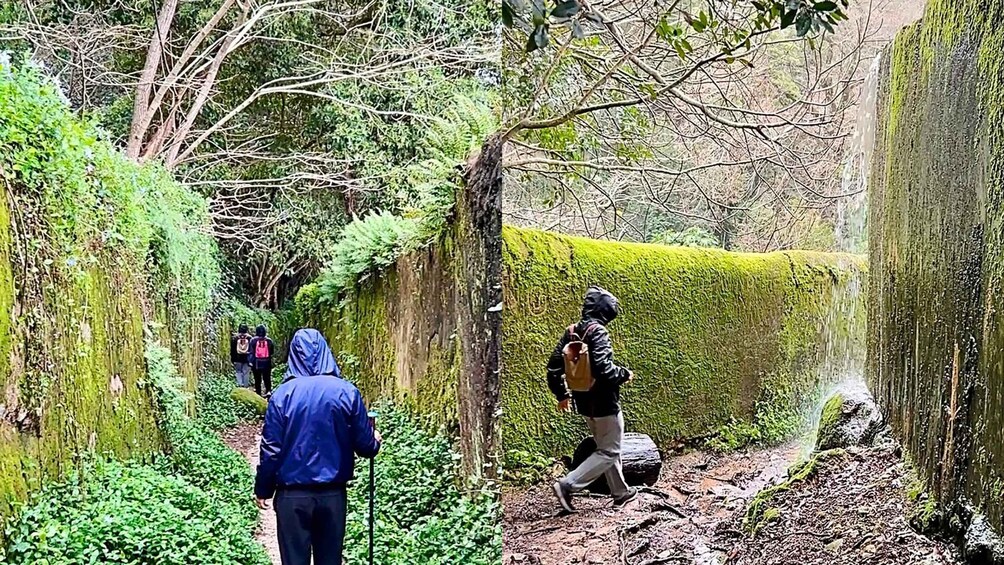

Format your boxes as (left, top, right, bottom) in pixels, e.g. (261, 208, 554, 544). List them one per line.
(221, 422, 281, 564)
(504, 441, 962, 565)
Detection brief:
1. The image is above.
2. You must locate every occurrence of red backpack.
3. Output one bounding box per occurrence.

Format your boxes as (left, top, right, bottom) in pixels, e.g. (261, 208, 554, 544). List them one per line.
(254, 339, 270, 360)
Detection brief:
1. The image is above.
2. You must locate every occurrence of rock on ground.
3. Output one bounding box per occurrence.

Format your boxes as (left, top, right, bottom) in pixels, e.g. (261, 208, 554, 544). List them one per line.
(815, 382, 885, 451)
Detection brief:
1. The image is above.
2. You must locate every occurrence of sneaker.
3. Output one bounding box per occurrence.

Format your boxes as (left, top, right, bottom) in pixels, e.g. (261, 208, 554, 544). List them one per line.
(613, 487, 638, 506)
(552, 481, 576, 513)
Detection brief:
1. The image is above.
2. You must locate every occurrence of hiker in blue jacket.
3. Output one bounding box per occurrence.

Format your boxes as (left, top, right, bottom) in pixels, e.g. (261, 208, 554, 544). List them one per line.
(254, 328, 382, 565)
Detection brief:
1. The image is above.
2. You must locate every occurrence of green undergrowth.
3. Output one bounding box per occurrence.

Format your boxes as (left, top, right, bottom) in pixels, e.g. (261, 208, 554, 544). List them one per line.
(346, 403, 500, 565)
(0, 340, 267, 563)
(743, 448, 846, 536)
(195, 372, 263, 431)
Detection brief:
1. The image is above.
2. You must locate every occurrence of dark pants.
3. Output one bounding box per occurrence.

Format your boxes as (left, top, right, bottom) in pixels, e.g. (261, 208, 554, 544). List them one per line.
(275, 488, 347, 565)
(253, 367, 272, 396)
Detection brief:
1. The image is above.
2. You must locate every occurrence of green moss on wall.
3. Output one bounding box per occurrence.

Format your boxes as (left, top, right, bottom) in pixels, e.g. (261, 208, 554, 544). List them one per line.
(298, 242, 463, 432)
(867, 0, 1004, 537)
(0, 63, 219, 521)
(502, 226, 866, 461)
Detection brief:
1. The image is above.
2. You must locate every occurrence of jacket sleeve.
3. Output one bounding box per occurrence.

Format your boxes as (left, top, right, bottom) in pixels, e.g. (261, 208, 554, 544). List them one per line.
(350, 389, 380, 458)
(254, 396, 284, 499)
(587, 325, 630, 386)
(546, 331, 571, 401)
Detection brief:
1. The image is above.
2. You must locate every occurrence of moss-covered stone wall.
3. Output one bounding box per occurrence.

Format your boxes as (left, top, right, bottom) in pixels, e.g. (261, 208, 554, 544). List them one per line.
(867, 0, 1004, 536)
(0, 63, 220, 520)
(300, 241, 463, 433)
(297, 136, 503, 477)
(503, 226, 866, 460)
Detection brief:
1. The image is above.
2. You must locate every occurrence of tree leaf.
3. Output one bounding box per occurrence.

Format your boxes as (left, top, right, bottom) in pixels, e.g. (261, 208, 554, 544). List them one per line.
(502, 1, 515, 28)
(813, 1, 837, 10)
(526, 24, 549, 52)
(551, 0, 579, 18)
(796, 12, 812, 36)
(780, 8, 797, 28)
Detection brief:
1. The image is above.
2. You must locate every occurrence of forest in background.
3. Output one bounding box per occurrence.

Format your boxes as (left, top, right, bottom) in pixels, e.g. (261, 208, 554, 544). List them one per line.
(500, 0, 921, 253)
(0, 0, 496, 309)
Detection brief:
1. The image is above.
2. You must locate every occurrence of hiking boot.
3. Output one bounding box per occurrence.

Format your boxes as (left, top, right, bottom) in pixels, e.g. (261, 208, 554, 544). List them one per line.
(612, 487, 638, 506)
(552, 481, 576, 513)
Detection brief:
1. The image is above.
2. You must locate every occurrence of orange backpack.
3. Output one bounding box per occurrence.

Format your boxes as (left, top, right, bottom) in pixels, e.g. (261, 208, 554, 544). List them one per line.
(562, 323, 599, 392)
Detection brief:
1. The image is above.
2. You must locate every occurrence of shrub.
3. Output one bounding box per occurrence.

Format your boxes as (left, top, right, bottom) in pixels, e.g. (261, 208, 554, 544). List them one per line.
(1, 458, 267, 565)
(343, 404, 501, 565)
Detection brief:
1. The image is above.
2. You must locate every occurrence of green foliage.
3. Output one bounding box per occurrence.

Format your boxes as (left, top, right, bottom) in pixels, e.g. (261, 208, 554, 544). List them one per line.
(0, 60, 220, 321)
(650, 226, 720, 248)
(196, 372, 262, 431)
(344, 404, 501, 565)
(310, 94, 496, 305)
(0, 341, 267, 564)
(145, 339, 262, 532)
(504, 0, 851, 53)
(1, 458, 266, 565)
(501, 449, 556, 485)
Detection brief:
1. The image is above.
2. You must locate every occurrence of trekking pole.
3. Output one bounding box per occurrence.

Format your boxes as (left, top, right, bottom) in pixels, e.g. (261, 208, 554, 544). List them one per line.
(367, 410, 378, 565)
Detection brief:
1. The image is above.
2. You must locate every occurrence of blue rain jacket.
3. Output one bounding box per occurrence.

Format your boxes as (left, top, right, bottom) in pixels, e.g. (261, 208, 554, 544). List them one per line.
(254, 329, 380, 499)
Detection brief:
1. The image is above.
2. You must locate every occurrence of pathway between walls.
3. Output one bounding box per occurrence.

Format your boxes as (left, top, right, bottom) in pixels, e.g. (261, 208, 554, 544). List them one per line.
(504, 440, 962, 565)
(221, 422, 281, 565)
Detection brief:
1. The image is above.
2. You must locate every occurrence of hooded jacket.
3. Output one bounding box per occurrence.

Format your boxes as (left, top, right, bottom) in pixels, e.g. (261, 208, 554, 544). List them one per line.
(254, 329, 379, 499)
(247, 325, 275, 371)
(546, 286, 631, 418)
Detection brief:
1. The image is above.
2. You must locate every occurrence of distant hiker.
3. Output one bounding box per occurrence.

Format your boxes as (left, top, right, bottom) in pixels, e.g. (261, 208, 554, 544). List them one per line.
(249, 325, 275, 397)
(255, 328, 381, 565)
(547, 285, 637, 512)
(230, 323, 253, 388)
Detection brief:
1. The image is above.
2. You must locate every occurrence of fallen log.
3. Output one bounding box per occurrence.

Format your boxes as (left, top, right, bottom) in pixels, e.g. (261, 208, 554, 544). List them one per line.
(565, 432, 662, 494)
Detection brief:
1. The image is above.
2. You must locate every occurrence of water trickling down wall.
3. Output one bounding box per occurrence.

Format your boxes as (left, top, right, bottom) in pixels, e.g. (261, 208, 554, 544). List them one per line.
(503, 226, 867, 460)
(867, 1, 1004, 537)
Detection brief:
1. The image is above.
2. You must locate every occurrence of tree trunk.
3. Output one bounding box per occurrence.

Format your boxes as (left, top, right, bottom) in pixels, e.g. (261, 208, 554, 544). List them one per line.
(566, 432, 662, 494)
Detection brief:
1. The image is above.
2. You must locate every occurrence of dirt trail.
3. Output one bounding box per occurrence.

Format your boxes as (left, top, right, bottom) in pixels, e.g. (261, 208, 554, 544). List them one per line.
(220, 422, 281, 565)
(504, 441, 962, 565)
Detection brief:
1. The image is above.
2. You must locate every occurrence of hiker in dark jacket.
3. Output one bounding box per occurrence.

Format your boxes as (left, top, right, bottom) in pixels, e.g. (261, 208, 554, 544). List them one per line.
(255, 328, 381, 565)
(248, 325, 275, 397)
(547, 285, 636, 512)
(230, 323, 253, 388)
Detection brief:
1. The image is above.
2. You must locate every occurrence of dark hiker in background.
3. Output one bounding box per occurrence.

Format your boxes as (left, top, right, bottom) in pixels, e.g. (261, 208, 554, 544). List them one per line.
(231, 323, 252, 388)
(248, 324, 275, 397)
(547, 285, 637, 513)
(254, 328, 382, 565)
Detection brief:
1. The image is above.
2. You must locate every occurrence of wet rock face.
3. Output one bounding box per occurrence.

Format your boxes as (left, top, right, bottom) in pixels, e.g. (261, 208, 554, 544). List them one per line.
(965, 514, 1004, 564)
(815, 385, 884, 451)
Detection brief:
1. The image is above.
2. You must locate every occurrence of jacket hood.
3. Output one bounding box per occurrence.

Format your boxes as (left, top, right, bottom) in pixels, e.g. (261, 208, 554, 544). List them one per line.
(255, 325, 267, 337)
(581, 286, 619, 325)
(285, 328, 341, 380)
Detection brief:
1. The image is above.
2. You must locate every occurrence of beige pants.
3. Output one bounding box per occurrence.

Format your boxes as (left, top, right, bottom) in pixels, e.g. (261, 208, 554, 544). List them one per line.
(561, 412, 629, 496)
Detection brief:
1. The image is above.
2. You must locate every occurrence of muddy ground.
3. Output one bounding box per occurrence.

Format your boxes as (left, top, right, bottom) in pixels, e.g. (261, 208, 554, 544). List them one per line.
(504, 441, 962, 565)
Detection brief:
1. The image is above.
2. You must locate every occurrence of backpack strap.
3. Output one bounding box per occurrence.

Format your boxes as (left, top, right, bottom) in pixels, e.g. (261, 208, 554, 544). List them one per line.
(567, 324, 578, 340)
(582, 322, 600, 338)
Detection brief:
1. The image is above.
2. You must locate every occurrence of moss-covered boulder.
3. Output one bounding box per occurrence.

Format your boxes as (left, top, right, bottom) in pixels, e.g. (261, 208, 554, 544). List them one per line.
(231, 388, 268, 416)
(814, 385, 883, 451)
